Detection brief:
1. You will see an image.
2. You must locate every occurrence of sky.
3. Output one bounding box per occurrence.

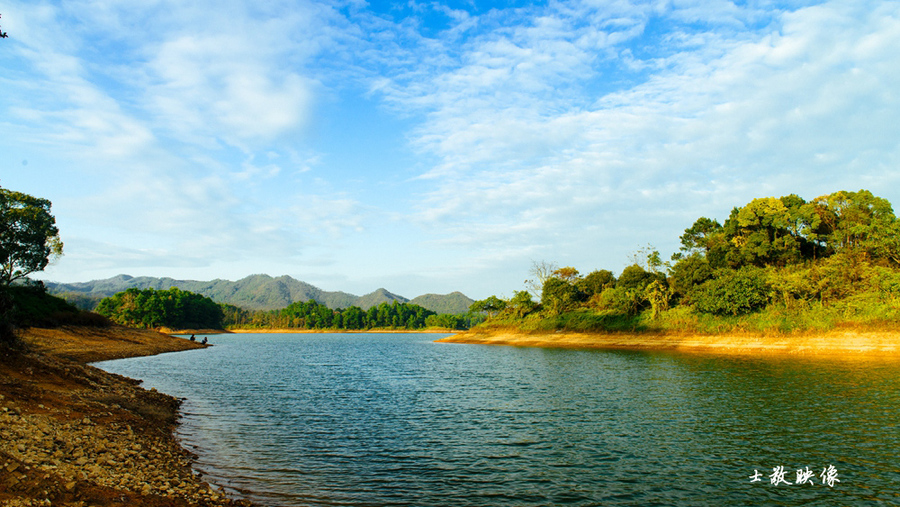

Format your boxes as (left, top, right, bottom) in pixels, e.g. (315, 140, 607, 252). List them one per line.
(1, 0, 899, 300)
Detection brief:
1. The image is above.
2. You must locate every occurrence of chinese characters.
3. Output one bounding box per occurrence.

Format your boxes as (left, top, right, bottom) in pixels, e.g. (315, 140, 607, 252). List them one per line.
(749, 465, 840, 487)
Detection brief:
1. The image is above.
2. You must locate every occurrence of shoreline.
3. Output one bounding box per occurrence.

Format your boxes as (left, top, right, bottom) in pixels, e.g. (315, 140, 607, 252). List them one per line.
(0, 325, 256, 506)
(226, 328, 457, 334)
(435, 328, 900, 357)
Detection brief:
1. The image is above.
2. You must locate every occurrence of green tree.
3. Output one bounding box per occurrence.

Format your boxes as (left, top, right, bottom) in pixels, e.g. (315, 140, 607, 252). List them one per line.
(693, 267, 771, 316)
(722, 196, 808, 267)
(470, 295, 508, 318)
(0, 187, 64, 286)
(541, 278, 583, 316)
(576, 269, 615, 297)
(509, 290, 538, 318)
(678, 217, 723, 256)
(644, 280, 671, 319)
(669, 253, 713, 303)
(97, 287, 224, 329)
(616, 264, 657, 291)
(810, 190, 897, 259)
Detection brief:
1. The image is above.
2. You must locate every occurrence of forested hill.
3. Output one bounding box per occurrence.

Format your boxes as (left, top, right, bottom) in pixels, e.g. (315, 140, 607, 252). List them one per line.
(46, 274, 474, 314)
(410, 292, 475, 315)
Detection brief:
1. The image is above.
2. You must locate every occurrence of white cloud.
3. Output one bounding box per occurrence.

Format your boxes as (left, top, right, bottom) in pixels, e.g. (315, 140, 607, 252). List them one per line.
(145, 34, 316, 148)
(7, 0, 900, 298)
(368, 0, 900, 276)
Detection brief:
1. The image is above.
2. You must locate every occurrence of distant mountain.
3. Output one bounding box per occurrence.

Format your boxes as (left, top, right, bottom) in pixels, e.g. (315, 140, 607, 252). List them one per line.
(356, 288, 409, 309)
(45, 274, 471, 314)
(410, 292, 474, 314)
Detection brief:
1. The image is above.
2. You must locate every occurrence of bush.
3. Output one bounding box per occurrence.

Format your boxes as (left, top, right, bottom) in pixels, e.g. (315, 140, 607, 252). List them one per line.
(693, 267, 771, 316)
(669, 253, 713, 302)
(0, 287, 17, 346)
(597, 286, 646, 315)
(541, 278, 584, 316)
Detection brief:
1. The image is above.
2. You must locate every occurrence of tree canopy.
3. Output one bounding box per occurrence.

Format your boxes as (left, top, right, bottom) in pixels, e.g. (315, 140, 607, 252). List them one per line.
(220, 298, 473, 330)
(96, 287, 224, 330)
(472, 189, 900, 330)
(0, 186, 63, 286)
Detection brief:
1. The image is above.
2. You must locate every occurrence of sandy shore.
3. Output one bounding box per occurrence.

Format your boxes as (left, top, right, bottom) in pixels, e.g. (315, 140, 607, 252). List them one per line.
(0, 325, 256, 507)
(435, 328, 900, 357)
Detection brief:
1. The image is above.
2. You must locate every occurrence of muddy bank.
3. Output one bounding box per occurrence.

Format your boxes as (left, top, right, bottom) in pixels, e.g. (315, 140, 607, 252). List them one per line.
(436, 328, 900, 356)
(0, 326, 256, 507)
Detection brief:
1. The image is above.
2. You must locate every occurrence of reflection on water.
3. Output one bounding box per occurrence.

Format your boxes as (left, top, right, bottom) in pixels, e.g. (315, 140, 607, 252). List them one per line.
(96, 333, 900, 506)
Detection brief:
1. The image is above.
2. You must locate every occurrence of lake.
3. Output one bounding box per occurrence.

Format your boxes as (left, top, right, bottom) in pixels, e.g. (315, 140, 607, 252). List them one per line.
(94, 333, 900, 506)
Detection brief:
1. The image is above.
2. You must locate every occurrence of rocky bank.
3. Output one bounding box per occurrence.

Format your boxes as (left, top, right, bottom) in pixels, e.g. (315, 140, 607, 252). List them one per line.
(0, 326, 256, 507)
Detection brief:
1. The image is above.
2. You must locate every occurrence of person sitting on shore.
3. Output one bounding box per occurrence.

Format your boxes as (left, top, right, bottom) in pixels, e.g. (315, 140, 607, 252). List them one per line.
(201, 337, 208, 344)
(190, 334, 196, 342)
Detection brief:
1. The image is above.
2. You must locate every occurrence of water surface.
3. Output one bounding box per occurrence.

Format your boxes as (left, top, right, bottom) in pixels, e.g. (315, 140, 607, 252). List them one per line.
(95, 333, 900, 506)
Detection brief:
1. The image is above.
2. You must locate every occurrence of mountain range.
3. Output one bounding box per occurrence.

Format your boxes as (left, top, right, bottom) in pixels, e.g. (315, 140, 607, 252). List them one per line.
(45, 274, 475, 314)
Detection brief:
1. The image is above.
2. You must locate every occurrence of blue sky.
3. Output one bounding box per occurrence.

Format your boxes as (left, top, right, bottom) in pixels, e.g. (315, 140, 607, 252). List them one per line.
(1, 0, 899, 300)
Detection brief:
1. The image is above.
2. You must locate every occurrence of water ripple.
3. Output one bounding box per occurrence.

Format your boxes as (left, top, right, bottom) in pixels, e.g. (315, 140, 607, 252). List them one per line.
(96, 334, 900, 507)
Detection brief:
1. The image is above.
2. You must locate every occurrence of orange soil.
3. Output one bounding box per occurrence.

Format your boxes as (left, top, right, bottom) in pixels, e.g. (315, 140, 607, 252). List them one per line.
(435, 328, 900, 357)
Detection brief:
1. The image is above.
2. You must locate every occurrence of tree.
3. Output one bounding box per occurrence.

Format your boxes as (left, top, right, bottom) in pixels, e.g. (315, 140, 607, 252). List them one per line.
(576, 269, 615, 297)
(644, 279, 671, 319)
(97, 287, 224, 329)
(552, 266, 581, 282)
(524, 260, 558, 298)
(678, 217, 723, 256)
(470, 296, 507, 318)
(693, 267, 771, 316)
(1, 14, 8, 38)
(723, 196, 804, 267)
(0, 187, 64, 286)
(541, 277, 583, 316)
(616, 264, 657, 291)
(669, 253, 713, 302)
(810, 190, 897, 259)
(509, 290, 538, 318)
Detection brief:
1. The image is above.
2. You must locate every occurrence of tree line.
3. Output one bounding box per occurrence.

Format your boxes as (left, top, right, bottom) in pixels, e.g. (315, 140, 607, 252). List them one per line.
(220, 299, 478, 330)
(94, 288, 478, 331)
(472, 190, 900, 331)
(96, 287, 225, 329)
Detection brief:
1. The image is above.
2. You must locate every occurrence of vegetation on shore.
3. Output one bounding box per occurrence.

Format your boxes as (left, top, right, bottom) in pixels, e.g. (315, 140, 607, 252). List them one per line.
(96, 287, 225, 330)
(92, 287, 480, 332)
(219, 298, 480, 331)
(469, 189, 900, 336)
(5, 181, 900, 342)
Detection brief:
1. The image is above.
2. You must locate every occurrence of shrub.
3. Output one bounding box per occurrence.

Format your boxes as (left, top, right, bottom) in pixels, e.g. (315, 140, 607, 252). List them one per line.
(597, 286, 646, 315)
(693, 267, 771, 316)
